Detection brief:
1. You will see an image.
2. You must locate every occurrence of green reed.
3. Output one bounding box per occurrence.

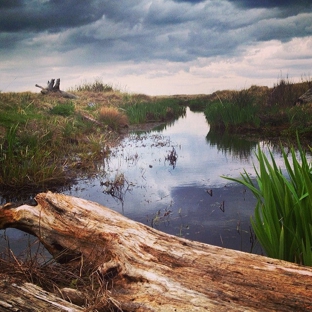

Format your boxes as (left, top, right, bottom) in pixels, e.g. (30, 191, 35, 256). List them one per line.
(121, 98, 186, 124)
(225, 138, 312, 265)
(204, 100, 260, 129)
(0, 125, 66, 189)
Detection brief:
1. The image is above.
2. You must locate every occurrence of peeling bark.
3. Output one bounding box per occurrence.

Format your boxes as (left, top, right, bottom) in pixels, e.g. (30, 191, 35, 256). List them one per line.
(0, 192, 312, 311)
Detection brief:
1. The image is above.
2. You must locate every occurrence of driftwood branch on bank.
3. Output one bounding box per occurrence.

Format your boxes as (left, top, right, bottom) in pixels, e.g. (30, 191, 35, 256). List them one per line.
(35, 78, 78, 99)
(0, 192, 312, 311)
(295, 88, 312, 105)
(0, 280, 83, 312)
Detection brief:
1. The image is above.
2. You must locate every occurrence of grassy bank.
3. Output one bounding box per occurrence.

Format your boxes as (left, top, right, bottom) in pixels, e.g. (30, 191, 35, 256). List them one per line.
(0, 83, 185, 194)
(202, 78, 312, 137)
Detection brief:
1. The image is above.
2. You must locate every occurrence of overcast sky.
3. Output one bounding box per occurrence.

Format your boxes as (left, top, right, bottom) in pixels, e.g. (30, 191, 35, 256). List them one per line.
(1, 0, 312, 95)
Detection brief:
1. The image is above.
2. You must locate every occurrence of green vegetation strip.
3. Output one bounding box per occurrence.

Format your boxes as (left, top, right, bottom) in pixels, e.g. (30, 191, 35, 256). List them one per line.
(121, 98, 186, 124)
(203, 79, 312, 136)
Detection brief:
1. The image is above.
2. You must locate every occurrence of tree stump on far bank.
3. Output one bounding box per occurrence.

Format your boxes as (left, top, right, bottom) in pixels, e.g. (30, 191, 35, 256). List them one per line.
(0, 192, 312, 311)
(35, 78, 78, 99)
(295, 88, 312, 105)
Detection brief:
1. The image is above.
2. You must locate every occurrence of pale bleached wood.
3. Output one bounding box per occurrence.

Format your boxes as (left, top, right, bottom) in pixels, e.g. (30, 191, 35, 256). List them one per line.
(0, 191, 312, 311)
(0, 279, 83, 312)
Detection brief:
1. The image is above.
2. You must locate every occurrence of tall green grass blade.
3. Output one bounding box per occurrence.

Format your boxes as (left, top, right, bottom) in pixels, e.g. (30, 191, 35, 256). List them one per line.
(224, 138, 312, 265)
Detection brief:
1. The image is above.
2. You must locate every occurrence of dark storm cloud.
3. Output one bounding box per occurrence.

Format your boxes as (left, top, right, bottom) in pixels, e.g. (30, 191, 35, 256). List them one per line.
(252, 14, 312, 42)
(173, 0, 205, 3)
(0, 0, 23, 9)
(41, 0, 311, 65)
(227, 0, 312, 12)
(1, 0, 312, 79)
(0, 0, 106, 32)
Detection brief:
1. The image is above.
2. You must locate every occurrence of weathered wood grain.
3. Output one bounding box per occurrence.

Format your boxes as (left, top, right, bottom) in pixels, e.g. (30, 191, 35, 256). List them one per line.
(0, 192, 311, 311)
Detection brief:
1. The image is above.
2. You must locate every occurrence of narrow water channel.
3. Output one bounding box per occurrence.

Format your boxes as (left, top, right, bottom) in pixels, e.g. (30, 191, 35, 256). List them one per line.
(63, 107, 276, 254)
(0, 107, 296, 255)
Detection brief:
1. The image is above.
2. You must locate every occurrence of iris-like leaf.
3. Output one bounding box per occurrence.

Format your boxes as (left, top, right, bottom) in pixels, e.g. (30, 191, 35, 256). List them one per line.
(224, 137, 312, 266)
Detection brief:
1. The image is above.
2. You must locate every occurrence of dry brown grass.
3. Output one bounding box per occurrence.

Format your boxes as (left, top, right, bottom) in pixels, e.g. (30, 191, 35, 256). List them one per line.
(75, 90, 153, 109)
(76, 91, 124, 107)
(0, 244, 122, 311)
(98, 107, 129, 130)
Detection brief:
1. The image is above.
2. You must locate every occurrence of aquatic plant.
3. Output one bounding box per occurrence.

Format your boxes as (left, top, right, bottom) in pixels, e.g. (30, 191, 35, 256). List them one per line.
(224, 138, 312, 265)
(165, 147, 178, 168)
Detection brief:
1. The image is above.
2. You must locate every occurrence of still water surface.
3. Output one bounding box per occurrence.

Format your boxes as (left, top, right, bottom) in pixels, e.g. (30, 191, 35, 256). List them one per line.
(63, 107, 283, 254)
(0, 107, 295, 255)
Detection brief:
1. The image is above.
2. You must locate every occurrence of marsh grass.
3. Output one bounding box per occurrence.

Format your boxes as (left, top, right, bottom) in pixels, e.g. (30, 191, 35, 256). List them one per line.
(286, 104, 312, 135)
(122, 98, 186, 124)
(225, 138, 312, 265)
(50, 101, 75, 116)
(0, 91, 116, 192)
(204, 78, 312, 136)
(0, 124, 71, 190)
(267, 76, 312, 108)
(205, 100, 260, 130)
(71, 79, 113, 93)
(204, 87, 264, 130)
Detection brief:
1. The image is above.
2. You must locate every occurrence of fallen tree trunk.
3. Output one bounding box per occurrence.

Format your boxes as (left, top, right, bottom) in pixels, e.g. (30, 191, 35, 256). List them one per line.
(0, 192, 312, 311)
(35, 78, 78, 99)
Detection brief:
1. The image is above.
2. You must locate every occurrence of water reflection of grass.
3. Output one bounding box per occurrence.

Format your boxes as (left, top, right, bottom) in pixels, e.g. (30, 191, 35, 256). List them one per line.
(206, 130, 258, 159)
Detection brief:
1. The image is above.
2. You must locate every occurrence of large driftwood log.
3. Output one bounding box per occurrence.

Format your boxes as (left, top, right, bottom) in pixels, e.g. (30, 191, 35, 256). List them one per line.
(35, 78, 78, 99)
(0, 192, 312, 311)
